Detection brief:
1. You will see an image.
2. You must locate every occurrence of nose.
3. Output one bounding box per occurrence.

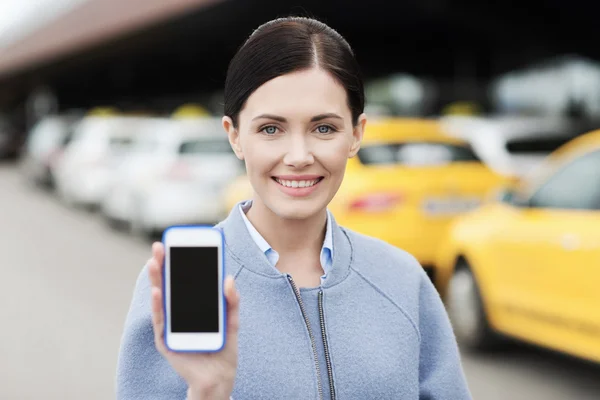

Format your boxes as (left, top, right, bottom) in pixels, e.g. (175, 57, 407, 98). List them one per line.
(283, 134, 314, 169)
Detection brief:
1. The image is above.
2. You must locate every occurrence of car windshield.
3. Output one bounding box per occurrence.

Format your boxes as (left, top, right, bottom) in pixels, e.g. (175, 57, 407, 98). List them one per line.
(357, 142, 481, 166)
(505, 136, 572, 155)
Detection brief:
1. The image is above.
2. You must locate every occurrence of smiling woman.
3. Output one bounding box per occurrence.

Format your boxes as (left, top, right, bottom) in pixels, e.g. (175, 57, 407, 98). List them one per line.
(221, 18, 365, 224)
(117, 16, 472, 400)
(224, 67, 363, 222)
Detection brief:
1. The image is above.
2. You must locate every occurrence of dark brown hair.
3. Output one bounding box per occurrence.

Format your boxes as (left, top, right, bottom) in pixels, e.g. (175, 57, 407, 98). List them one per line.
(224, 17, 365, 128)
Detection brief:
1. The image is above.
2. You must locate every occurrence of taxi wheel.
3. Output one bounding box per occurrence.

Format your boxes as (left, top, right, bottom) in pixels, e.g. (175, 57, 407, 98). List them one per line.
(447, 261, 500, 351)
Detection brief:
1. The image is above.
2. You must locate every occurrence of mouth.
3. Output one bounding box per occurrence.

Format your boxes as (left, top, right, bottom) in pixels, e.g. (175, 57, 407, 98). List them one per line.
(272, 176, 324, 188)
(271, 175, 325, 197)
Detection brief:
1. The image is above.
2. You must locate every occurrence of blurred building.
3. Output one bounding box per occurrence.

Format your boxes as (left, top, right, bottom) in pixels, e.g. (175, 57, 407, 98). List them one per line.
(492, 56, 600, 118)
(0, 0, 599, 124)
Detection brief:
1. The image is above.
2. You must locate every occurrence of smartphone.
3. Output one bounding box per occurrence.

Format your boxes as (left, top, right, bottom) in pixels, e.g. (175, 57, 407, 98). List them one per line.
(162, 225, 225, 353)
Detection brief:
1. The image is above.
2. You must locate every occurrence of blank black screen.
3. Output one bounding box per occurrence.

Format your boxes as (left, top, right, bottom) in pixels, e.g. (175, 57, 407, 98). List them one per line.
(169, 246, 219, 333)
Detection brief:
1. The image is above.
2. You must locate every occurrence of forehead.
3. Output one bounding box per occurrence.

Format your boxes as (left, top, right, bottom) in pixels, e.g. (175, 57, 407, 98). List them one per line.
(241, 68, 350, 121)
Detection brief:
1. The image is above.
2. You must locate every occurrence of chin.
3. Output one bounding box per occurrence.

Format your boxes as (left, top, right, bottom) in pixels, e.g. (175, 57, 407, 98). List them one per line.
(267, 199, 327, 221)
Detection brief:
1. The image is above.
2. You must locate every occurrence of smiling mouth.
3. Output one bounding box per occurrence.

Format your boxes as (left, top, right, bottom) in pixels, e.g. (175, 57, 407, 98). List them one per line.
(272, 177, 324, 188)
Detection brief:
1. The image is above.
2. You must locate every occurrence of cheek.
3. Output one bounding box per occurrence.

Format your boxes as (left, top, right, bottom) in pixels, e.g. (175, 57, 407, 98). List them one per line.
(242, 139, 280, 174)
(317, 139, 351, 172)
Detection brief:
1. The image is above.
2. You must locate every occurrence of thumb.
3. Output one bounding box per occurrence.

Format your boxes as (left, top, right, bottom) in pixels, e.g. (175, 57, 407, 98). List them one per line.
(224, 276, 240, 340)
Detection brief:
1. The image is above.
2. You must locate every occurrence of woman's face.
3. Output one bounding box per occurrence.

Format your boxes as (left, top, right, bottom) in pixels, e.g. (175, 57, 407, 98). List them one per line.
(224, 67, 366, 220)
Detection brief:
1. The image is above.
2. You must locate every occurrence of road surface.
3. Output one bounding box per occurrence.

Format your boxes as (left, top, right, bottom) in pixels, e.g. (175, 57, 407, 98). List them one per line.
(1, 163, 599, 399)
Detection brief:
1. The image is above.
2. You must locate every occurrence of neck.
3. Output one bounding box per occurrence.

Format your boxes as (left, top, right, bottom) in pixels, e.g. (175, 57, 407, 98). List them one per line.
(246, 197, 327, 257)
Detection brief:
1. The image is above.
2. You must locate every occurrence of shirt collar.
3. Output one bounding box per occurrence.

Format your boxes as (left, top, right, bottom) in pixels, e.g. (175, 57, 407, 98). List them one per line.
(238, 200, 334, 263)
(217, 200, 351, 288)
(239, 201, 273, 254)
(323, 210, 334, 257)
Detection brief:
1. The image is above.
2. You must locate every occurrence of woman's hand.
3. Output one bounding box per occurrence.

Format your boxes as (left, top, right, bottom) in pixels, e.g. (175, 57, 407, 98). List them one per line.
(147, 242, 240, 400)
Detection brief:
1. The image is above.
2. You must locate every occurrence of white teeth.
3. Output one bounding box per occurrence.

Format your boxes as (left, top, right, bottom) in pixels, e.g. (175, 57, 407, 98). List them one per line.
(275, 178, 319, 188)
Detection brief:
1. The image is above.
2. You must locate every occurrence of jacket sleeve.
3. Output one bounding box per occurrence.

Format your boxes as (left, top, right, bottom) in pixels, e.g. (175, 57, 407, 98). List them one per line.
(418, 271, 473, 400)
(115, 265, 188, 399)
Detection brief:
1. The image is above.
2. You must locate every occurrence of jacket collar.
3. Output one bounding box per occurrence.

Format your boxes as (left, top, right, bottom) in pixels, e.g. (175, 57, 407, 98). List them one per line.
(216, 202, 352, 288)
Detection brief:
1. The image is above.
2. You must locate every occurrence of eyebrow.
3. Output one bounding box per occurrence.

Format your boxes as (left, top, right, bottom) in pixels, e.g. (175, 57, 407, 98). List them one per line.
(252, 114, 287, 122)
(310, 113, 343, 122)
(252, 113, 343, 122)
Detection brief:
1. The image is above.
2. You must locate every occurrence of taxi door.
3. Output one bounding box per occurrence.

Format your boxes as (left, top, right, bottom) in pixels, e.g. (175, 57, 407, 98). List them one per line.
(491, 149, 600, 355)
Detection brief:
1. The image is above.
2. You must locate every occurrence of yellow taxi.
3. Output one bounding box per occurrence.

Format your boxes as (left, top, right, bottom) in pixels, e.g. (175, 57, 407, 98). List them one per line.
(436, 129, 600, 363)
(223, 118, 507, 282)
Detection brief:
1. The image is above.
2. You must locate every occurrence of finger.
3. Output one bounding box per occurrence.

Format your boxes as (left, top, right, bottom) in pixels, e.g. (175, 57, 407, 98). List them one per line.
(148, 242, 164, 289)
(151, 286, 167, 354)
(152, 242, 165, 265)
(224, 276, 240, 338)
(147, 258, 162, 290)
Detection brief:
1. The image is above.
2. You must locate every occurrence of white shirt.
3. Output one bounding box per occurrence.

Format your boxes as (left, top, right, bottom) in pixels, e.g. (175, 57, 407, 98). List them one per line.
(238, 200, 334, 284)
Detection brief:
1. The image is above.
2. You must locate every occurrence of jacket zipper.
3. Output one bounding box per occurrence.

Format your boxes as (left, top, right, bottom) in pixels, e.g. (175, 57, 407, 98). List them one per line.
(287, 275, 324, 400)
(318, 290, 336, 400)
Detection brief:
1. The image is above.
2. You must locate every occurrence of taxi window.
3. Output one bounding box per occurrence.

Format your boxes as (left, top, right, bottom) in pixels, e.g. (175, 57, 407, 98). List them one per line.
(357, 142, 480, 166)
(179, 139, 232, 154)
(528, 150, 600, 210)
(505, 136, 572, 154)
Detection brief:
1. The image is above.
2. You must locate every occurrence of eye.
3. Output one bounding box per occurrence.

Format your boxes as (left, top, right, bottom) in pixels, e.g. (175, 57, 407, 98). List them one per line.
(262, 126, 278, 135)
(316, 125, 333, 134)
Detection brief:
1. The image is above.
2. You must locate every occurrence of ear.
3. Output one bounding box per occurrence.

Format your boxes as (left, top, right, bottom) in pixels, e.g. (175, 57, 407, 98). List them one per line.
(223, 116, 244, 160)
(348, 113, 367, 158)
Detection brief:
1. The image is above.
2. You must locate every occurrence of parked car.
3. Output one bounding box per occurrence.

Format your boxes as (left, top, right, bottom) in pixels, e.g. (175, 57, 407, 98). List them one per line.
(53, 115, 158, 209)
(223, 118, 508, 281)
(441, 116, 578, 178)
(436, 128, 600, 364)
(20, 114, 81, 188)
(101, 117, 242, 236)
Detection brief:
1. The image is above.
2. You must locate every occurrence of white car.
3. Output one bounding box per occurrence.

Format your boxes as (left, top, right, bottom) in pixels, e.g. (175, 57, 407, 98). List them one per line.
(54, 115, 159, 209)
(101, 117, 243, 236)
(20, 114, 81, 188)
(441, 116, 576, 178)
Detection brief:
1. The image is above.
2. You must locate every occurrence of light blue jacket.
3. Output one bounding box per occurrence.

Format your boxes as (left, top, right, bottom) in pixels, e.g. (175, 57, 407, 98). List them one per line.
(116, 203, 472, 399)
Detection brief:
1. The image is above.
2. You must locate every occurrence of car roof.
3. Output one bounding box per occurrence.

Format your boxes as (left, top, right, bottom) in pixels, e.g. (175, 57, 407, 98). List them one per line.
(169, 116, 224, 133)
(547, 129, 600, 159)
(440, 115, 576, 141)
(520, 129, 600, 190)
(72, 115, 163, 139)
(169, 118, 226, 139)
(78, 115, 163, 127)
(133, 117, 227, 146)
(363, 118, 468, 145)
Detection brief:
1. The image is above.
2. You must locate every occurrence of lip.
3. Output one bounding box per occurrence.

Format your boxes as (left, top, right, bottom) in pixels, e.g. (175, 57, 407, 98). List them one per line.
(272, 176, 324, 198)
(272, 174, 323, 180)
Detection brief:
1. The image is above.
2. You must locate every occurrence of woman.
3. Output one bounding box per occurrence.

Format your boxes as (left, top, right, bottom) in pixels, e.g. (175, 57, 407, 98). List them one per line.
(116, 17, 472, 400)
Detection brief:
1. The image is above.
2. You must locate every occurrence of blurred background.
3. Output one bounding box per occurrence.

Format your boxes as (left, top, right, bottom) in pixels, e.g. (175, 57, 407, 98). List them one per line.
(1, 0, 600, 399)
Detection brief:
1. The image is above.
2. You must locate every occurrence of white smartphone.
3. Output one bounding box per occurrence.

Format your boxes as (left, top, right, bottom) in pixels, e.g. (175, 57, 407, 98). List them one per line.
(162, 225, 225, 353)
